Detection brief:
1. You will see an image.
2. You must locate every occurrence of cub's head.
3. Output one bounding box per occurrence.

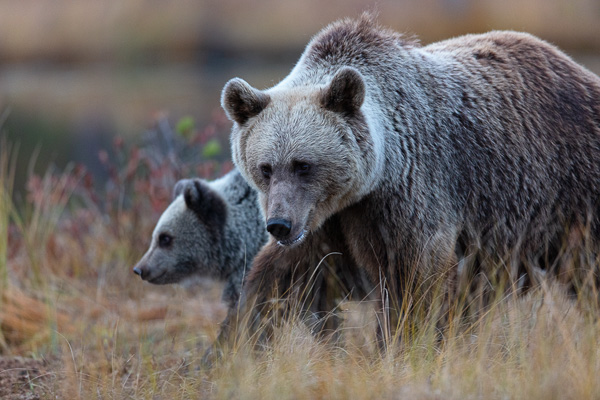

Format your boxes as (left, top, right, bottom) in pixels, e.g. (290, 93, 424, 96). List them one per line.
(223, 67, 378, 246)
(133, 179, 227, 284)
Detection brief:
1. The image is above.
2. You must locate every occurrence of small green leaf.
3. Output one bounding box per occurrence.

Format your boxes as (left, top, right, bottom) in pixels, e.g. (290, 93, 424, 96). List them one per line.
(202, 139, 222, 158)
(176, 116, 195, 138)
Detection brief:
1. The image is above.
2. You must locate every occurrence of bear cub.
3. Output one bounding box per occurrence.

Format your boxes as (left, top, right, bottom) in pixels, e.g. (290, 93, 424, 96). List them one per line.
(133, 169, 267, 307)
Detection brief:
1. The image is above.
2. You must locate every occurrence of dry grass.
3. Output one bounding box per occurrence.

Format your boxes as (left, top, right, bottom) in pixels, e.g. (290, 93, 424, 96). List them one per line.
(37, 284, 597, 400)
(4, 279, 600, 399)
(1, 128, 599, 399)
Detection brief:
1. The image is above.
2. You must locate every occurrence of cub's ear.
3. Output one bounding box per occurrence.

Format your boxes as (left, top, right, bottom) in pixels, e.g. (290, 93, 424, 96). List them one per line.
(173, 179, 195, 200)
(221, 78, 270, 125)
(183, 180, 228, 227)
(320, 67, 365, 114)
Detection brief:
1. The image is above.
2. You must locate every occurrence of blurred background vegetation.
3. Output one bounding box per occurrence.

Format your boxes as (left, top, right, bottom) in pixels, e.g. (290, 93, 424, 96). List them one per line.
(1, 0, 599, 201)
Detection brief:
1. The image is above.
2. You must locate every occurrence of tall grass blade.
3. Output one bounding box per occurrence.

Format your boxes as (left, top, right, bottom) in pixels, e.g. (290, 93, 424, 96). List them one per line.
(0, 110, 18, 351)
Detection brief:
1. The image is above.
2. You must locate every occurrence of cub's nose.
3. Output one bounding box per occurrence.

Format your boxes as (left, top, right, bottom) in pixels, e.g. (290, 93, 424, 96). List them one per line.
(133, 265, 147, 279)
(266, 218, 292, 239)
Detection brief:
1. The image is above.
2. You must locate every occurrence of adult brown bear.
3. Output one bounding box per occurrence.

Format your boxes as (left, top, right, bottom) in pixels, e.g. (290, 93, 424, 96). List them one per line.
(212, 14, 600, 357)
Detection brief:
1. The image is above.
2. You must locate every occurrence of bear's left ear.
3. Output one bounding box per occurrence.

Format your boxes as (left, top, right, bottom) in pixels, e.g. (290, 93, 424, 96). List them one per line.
(184, 180, 228, 227)
(320, 67, 366, 114)
(221, 78, 271, 125)
(173, 179, 194, 200)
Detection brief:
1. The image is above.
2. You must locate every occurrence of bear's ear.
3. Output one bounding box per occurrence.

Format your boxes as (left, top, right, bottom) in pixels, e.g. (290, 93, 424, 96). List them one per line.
(221, 78, 271, 125)
(183, 180, 228, 227)
(320, 67, 366, 115)
(173, 179, 194, 200)
(183, 180, 209, 214)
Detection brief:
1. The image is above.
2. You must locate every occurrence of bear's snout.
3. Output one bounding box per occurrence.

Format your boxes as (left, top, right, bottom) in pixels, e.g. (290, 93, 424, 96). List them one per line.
(266, 218, 292, 239)
(133, 265, 147, 279)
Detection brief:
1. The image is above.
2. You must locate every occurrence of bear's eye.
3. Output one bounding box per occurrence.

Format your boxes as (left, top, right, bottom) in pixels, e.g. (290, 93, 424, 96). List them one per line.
(294, 162, 311, 176)
(158, 233, 173, 248)
(260, 164, 272, 180)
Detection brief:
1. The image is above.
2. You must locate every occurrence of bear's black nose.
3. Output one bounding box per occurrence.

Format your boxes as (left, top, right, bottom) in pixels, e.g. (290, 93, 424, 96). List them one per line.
(266, 218, 292, 239)
(133, 265, 146, 279)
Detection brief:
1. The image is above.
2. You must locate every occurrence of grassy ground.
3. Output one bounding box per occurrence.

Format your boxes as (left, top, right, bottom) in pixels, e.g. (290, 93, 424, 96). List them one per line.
(1, 118, 600, 399)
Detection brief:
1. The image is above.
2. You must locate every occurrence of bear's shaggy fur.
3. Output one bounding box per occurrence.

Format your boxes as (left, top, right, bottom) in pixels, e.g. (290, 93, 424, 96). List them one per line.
(134, 170, 370, 332)
(216, 14, 600, 351)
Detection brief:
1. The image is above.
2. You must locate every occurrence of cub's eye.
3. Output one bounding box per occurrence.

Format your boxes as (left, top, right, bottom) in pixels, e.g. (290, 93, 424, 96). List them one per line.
(294, 162, 311, 175)
(158, 233, 173, 248)
(260, 164, 272, 180)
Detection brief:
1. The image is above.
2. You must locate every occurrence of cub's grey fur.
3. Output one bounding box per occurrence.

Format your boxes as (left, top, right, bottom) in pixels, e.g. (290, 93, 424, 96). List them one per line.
(214, 13, 600, 351)
(133, 170, 267, 307)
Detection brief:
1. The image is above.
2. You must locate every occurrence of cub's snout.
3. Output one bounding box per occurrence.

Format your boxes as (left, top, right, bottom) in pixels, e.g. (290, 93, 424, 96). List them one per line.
(133, 264, 148, 279)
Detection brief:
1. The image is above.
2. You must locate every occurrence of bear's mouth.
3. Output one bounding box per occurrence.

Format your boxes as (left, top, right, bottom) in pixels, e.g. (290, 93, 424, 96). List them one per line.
(277, 229, 307, 247)
(148, 271, 169, 284)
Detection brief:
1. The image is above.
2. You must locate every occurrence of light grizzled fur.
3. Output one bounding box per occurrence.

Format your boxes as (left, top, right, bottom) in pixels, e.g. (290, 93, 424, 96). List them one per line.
(133, 170, 267, 307)
(214, 14, 600, 355)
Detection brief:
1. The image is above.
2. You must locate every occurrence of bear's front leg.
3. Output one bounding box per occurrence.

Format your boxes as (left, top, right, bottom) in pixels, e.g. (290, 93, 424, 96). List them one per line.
(201, 240, 290, 367)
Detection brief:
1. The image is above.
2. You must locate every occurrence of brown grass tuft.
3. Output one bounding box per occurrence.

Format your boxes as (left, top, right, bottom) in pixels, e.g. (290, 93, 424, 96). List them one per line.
(0, 288, 73, 354)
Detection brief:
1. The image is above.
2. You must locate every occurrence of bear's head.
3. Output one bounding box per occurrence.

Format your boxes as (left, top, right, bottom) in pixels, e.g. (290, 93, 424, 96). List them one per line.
(133, 179, 227, 284)
(223, 67, 380, 246)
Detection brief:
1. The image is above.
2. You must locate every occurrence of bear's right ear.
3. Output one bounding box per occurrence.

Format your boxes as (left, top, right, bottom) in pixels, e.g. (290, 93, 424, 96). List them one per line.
(221, 78, 270, 125)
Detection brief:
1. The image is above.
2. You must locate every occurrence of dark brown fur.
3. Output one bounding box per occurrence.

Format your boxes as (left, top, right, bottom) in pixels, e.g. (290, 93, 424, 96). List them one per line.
(204, 215, 370, 364)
